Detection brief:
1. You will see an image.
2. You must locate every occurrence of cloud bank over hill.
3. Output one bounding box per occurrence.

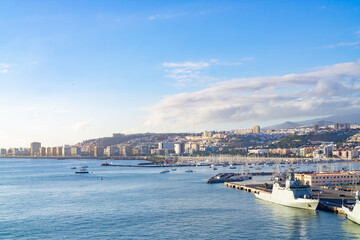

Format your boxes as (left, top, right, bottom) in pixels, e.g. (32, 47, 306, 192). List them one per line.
(146, 60, 360, 130)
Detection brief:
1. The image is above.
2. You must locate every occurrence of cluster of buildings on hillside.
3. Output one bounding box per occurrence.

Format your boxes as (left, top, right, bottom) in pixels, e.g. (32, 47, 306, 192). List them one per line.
(250, 144, 360, 160)
(295, 171, 360, 187)
(1, 123, 360, 160)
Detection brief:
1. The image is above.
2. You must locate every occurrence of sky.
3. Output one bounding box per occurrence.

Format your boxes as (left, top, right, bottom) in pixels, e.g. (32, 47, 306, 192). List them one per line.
(0, 0, 359, 148)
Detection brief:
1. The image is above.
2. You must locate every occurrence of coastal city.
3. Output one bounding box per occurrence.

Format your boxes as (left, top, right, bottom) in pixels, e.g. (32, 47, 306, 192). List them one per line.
(2, 122, 360, 162)
(2, 0, 360, 239)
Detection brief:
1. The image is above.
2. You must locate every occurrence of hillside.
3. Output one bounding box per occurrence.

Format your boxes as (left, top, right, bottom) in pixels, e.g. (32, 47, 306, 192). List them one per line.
(268, 129, 358, 148)
(79, 133, 190, 148)
(264, 113, 360, 130)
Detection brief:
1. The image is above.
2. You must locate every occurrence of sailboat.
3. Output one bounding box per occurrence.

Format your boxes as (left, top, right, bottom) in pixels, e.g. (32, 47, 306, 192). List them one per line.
(241, 163, 252, 180)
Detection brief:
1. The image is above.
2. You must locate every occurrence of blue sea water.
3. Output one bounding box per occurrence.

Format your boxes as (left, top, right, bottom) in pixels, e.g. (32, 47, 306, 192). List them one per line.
(1, 158, 360, 239)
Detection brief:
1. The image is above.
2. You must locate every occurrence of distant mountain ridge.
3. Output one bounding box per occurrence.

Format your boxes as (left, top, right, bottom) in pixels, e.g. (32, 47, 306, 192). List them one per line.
(264, 113, 360, 130)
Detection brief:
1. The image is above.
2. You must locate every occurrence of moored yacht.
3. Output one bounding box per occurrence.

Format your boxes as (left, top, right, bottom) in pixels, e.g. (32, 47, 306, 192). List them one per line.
(342, 191, 360, 225)
(255, 167, 319, 211)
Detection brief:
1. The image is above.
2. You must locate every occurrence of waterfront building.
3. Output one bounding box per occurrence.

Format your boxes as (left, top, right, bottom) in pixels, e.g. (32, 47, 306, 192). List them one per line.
(269, 148, 291, 156)
(52, 147, 57, 156)
(295, 171, 360, 186)
(191, 143, 200, 152)
(248, 149, 269, 155)
(154, 149, 165, 155)
(158, 142, 174, 150)
(341, 150, 359, 160)
(63, 145, 71, 157)
(13, 148, 30, 156)
(122, 146, 132, 156)
(140, 145, 150, 155)
(56, 147, 63, 156)
(71, 146, 81, 156)
(132, 148, 140, 155)
(150, 148, 156, 155)
(94, 146, 104, 157)
(299, 146, 315, 157)
(164, 149, 175, 155)
(0, 148, 6, 156)
(184, 143, 200, 154)
(39, 147, 46, 157)
(174, 143, 184, 155)
(8, 148, 17, 156)
(46, 147, 52, 156)
(106, 146, 118, 156)
(30, 142, 41, 157)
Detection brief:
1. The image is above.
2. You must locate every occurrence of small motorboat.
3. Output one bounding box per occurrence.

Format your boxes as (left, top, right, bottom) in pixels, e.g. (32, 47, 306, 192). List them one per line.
(75, 166, 89, 174)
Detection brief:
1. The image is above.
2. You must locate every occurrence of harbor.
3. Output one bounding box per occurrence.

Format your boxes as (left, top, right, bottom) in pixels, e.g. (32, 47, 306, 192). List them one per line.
(2, 157, 360, 239)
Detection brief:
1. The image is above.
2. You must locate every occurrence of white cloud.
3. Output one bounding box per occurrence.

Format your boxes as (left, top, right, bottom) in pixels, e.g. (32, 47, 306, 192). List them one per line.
(0, 63, 10, 73)
(163, 58, 253, 87)
(146, 60, 360, 129)
(148, 14, 160, 20)
(163, 61, 210, 69)
(73, 121, 90, 131)
(148, 12, 188, 21)
(323, 41, 360, 48)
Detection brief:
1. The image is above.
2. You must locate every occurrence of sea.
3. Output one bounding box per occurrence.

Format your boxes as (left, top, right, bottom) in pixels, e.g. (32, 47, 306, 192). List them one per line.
(1, 158, 360, 240)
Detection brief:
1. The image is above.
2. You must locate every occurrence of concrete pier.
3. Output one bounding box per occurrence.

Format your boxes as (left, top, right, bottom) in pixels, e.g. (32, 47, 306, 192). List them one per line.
(225, 181, 355, 215)
(224, 181, 272, 194)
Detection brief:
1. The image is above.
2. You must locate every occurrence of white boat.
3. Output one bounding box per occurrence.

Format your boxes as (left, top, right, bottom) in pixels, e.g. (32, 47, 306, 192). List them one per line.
(255, 167, 319, 211)
(160, 170, 170, 174)
(75, 166, 89, 174)
(342, 191, 360, 225)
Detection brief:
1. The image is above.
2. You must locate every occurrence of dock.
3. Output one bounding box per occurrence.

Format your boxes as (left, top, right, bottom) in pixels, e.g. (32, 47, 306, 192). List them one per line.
(224, 181, 272, 194)
(225, 181, 356, 214)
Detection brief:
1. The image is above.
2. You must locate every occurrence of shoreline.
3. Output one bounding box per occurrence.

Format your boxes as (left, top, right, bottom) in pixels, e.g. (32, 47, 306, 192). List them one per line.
(0, 156, 154, 161)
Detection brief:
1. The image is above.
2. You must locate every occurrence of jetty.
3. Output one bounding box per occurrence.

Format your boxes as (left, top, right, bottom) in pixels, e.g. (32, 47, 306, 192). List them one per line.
(225, 181, 356, 214)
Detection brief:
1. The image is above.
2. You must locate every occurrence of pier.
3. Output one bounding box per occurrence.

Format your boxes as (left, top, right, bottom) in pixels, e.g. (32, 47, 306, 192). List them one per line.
(225, 181, 356, 214)
(224, 181, 272, 194)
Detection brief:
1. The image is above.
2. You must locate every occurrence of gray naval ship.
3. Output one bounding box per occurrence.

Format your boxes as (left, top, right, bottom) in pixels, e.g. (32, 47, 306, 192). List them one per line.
(342, 191, 360, 225)
(255, 166, 319, 210)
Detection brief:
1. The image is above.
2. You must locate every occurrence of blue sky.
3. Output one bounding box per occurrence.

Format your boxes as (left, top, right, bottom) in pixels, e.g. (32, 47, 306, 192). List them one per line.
(0, 0, 359, 147)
